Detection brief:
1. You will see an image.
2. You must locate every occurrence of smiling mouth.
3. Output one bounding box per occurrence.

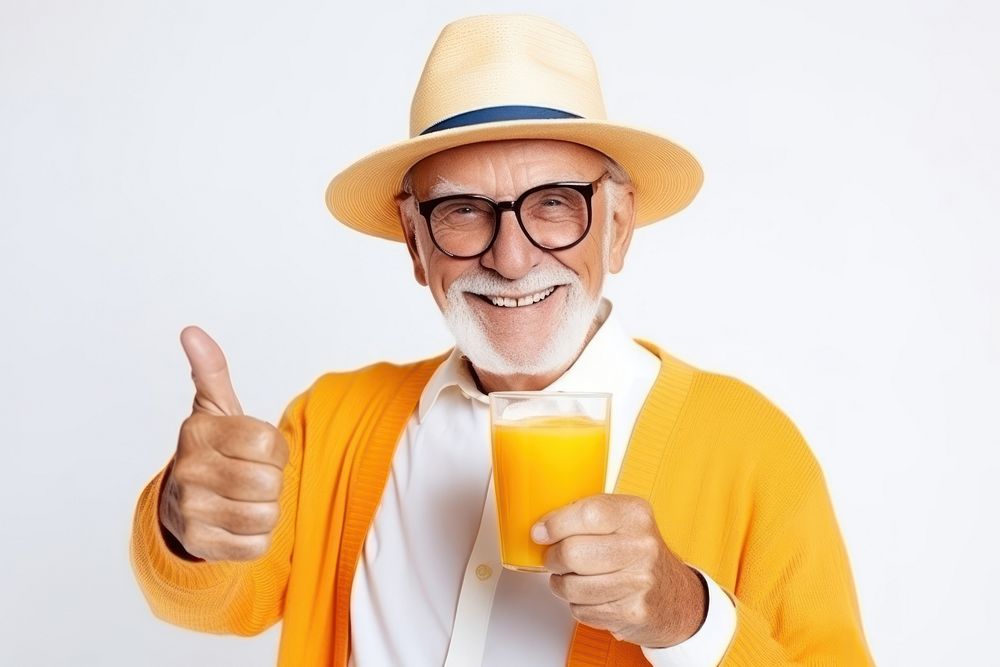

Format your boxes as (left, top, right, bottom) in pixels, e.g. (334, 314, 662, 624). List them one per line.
(472, 285, 560, 308)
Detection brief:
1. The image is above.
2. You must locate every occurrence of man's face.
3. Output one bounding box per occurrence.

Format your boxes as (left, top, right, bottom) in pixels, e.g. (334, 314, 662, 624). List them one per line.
(399, 139, 635, 380)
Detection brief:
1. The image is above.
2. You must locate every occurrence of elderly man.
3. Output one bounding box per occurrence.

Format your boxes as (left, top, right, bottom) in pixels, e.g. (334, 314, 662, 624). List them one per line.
(130, 15, 873, 667)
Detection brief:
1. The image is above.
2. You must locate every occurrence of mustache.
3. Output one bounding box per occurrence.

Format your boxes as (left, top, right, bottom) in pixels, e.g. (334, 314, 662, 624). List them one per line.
(447, 265, 581, 297)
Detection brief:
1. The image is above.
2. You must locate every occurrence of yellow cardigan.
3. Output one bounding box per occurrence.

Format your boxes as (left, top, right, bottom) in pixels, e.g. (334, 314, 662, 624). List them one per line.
(129, 341, 874, 666)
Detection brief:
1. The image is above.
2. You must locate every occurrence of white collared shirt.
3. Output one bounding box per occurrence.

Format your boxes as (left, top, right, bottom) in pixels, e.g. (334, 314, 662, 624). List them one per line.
(349, 301, 736, 666)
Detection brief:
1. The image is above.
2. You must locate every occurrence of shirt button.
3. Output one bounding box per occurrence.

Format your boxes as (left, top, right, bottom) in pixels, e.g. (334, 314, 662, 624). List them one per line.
(475, 564, 493, 581)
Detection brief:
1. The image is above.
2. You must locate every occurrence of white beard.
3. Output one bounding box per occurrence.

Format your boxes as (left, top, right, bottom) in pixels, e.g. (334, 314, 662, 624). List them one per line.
(441, 265, 603, 377)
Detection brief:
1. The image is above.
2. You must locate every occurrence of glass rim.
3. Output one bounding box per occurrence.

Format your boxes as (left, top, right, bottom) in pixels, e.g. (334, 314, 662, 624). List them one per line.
(487, 390, 612, 401)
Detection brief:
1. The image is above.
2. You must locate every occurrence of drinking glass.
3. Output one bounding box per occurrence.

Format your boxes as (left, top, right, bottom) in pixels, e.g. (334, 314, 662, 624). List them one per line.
(489, 391, 611, 571)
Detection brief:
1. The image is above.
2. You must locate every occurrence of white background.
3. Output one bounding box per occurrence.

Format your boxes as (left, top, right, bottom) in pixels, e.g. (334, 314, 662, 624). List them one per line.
(1, 1, 997, 664)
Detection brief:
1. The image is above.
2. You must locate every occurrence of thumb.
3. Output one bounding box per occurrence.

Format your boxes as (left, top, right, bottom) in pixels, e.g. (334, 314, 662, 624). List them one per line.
(180, 325, 244, 416)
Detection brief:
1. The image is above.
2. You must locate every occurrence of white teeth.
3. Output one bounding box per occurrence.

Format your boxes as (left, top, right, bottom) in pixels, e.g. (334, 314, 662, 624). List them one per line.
(488, 286, 556, 308)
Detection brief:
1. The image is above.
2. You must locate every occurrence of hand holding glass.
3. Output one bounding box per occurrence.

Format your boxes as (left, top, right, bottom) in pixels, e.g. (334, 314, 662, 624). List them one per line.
(489, 392, 611, 571)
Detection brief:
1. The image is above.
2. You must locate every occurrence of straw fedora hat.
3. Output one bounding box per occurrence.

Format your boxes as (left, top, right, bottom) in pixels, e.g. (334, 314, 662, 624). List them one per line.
(325, 14, 703, 242)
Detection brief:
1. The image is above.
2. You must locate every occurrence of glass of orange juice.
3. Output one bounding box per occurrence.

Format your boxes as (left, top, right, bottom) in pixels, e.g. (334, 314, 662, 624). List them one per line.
(489, 391, 611, 572)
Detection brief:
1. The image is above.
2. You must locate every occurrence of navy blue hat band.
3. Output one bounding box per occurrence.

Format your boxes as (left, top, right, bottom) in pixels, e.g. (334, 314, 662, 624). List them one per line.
(419, 105, 583, 135)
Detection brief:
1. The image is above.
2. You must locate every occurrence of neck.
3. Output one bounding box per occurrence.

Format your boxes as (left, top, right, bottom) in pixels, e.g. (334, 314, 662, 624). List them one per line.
(467, 315, 603, 393)
(471, 366, 565, 394)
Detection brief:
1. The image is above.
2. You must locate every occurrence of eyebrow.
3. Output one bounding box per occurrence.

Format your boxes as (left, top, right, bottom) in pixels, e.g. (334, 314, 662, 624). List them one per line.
(426, 177, 470, 199)
(423, 175, 587, 199)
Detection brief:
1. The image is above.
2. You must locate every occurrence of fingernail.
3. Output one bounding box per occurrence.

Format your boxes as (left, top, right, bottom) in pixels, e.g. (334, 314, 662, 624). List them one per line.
(531, 523, 549, 544)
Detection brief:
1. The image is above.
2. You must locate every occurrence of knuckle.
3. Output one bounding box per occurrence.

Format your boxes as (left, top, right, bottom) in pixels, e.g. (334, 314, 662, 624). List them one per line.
(627, 601, 648, 626)
(257, 468, 283, 498)
(257, 421, 286, 455)
(547, 540, 567, 566)
(629, 496, 655, 523)
(580, 501, 605, 531)
(178, 415, 198, 440)
(246, 423, 276, 459)
(169, 459, 201, 489)
(178, 414, 211, 450)
(272, 432, 290, 467)
(624, 494, 646, 508)
(637, 534, 660, 557)
(259, 502, 281, 530)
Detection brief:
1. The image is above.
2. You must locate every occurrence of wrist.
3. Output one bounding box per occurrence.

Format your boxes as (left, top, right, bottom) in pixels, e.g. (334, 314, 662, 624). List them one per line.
(648, 564, 709, 648)
(685, 566, 710, 635)
(641, 567, 737, 665)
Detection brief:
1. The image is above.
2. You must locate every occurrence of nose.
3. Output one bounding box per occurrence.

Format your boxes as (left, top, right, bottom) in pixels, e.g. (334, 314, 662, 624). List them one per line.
(479, 210, 544, 280)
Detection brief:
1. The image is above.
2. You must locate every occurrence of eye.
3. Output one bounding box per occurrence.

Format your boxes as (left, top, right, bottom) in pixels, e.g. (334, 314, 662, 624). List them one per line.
(539, 198, 565, 207)
(433, 199, 492, 218)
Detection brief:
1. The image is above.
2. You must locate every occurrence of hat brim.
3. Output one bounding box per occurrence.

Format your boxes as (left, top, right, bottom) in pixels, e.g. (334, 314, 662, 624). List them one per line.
(325, 118, 703, 242)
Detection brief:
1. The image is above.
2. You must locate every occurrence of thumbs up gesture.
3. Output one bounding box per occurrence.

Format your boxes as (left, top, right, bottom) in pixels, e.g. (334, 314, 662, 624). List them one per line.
(158, 326, 289, 562)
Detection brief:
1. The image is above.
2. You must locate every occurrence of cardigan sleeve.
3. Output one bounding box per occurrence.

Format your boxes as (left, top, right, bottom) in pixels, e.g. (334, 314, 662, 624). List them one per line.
(721, 448, 875, 665)
(128, 388, 308, 636)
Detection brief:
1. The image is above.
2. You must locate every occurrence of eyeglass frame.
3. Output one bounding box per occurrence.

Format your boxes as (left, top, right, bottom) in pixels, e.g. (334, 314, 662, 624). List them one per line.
(413, 172, 610, 259)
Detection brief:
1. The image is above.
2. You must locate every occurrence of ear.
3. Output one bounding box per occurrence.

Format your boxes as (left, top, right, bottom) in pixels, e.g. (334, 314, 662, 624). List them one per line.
(397, 194, 429, 286)
(607, 184, 636, 274)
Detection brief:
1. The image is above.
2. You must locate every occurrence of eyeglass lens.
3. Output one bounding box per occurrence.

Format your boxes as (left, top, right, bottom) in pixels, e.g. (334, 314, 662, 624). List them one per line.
(429, 185, 589, 257)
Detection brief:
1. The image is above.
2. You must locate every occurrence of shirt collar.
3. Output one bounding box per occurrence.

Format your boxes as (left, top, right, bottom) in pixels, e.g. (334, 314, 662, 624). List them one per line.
(417, 298, 635, 421)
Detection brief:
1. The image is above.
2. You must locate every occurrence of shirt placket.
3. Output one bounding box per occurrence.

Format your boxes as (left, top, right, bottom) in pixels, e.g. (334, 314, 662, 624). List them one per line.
(442, 474, 502, 667)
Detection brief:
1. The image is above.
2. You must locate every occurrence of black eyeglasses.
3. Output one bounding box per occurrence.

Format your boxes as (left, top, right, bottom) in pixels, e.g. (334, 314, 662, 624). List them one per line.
(415, 173, 609, 259)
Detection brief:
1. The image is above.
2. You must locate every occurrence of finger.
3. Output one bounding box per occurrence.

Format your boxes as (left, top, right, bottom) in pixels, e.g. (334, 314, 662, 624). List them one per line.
(204, 455, 283, 502)
(183, 521, 272, 561)
(181, 492, 280, 536)
(569, 598, 634, 637)
(543, 534, 641, 575)
(191, 414, 288, 469)
(180, 325, 243, 417)
(549, 571, 632, 605)
(532, 494, 627, 545)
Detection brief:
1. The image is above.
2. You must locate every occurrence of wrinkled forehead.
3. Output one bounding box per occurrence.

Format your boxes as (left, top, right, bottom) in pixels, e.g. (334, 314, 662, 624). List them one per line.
(406, 139, 610, 197)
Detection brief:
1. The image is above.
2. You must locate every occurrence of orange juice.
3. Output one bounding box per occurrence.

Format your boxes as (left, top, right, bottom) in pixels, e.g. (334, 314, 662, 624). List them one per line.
(491, 415, 609, 571)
